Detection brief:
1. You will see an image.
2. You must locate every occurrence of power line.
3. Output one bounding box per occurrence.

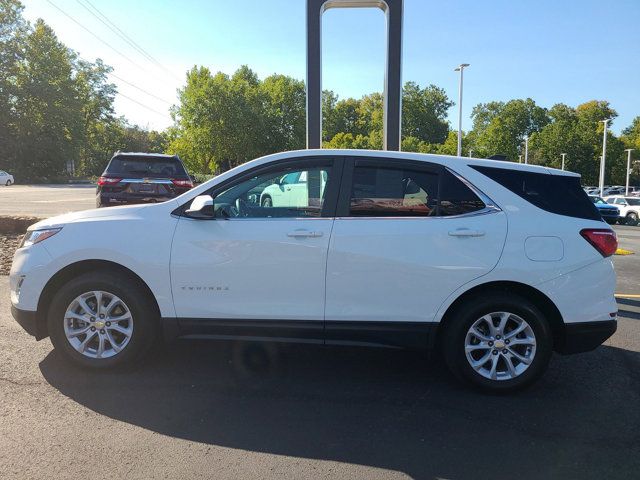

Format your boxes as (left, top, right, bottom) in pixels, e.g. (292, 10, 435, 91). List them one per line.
(109, 72, 173, 105)
(46, 0, 143, 71)
(77, 0, 181, 81)
(46, 0, 173, 120)
(117, 91, 168, 118)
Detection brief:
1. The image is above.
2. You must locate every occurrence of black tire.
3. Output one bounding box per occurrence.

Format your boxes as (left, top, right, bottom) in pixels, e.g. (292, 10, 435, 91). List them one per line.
(47, 270, 159, 369)
(442, 292, 553, 393)
(261, 195, 272, 207)
(5, 180, 11, 186)
(626, 212, 638, 226)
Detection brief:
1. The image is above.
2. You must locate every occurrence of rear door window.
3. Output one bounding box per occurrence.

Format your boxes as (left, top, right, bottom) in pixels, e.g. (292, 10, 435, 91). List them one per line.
(350, 167, 439, 217)
(347, 164, 486, 217)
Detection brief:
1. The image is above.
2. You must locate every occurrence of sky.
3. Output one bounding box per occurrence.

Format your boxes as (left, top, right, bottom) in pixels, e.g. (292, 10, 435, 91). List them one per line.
(21, 0, 640, 134)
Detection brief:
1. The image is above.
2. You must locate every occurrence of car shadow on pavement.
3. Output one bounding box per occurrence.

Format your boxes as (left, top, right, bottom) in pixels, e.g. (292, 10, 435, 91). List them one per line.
(40, 340, 640, 480)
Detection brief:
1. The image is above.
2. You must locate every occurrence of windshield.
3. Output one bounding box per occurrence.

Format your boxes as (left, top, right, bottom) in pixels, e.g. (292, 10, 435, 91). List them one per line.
(590, 196, 606, 205)
(106, 157, 187, 177)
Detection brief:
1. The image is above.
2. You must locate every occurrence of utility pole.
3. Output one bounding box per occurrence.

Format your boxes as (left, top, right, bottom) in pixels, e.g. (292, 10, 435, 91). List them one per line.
(524, 136, 529, 164)
(454, 63, 469, 157)
(625, 149, 635, 196)
(598, 119, 610, 195)
(561, 153, 566, 170)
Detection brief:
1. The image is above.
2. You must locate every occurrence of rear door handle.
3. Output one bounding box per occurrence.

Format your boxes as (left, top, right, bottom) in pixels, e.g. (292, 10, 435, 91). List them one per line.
(287, 230, 323, 238)
(448, 229, 485, 237)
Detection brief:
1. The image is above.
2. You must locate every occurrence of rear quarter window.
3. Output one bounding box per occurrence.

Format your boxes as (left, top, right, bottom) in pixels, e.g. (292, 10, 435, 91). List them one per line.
(472, 165, 601, 221)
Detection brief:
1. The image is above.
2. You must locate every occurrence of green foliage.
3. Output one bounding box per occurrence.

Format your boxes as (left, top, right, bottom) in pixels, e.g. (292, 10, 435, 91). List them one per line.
(0, 1, 163, 181)
(529, 101, 627, 185)
(2, 0, 638, 188)
(469, 98, 550, 160)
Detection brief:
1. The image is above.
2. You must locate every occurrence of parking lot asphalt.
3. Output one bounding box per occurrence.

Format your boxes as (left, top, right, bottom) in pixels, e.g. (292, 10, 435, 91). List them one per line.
(1, 188, 640, 479)
(1, 277, 640, 479)
(0, 184, 95, 217)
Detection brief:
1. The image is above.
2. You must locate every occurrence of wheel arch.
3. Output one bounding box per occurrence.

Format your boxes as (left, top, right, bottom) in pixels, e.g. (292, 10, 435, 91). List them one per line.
(434, 281, 565, 352)
(35, 259, 160, 339)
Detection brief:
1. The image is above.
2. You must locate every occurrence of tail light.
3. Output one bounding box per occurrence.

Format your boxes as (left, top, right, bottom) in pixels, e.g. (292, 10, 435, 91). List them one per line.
(171, 179, 193, 188)
(97, 176, 122, 186)
(580, 228, 618, 257)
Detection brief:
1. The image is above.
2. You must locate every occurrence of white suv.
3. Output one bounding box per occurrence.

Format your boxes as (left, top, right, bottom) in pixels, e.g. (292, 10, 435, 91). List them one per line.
(10, 150, 618, 392)
(605, 195, 640, 225)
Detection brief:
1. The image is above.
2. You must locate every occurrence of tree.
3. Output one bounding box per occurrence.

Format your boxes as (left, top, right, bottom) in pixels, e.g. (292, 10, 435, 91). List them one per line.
(261, 74, 305, 152)
(528, 101, 626, 184)
(401, 82, 452, 144)
(469, 98, 550, 161)
(14, 20, 82, 179)
(0, 0, 28, 173)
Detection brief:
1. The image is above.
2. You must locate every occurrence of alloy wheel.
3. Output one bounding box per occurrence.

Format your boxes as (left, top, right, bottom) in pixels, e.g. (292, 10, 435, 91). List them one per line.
(464, 311, 537, 381)
(63, 291, 134, 359)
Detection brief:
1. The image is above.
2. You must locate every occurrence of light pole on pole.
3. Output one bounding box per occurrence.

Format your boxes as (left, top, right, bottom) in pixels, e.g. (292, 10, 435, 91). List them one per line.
(524, 136, 529, 164)
(598, 119, 610, 195)
(561, 153, 566, 170)
(454, 63, 470, 157)
(625, 149, 634, 196)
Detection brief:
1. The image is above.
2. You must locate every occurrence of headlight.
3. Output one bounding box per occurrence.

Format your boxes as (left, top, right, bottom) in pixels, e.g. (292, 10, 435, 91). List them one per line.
(19, 228, 62, 248)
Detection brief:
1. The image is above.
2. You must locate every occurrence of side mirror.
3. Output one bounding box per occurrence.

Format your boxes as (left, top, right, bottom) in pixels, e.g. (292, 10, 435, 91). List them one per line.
(185, 195, 214, 219)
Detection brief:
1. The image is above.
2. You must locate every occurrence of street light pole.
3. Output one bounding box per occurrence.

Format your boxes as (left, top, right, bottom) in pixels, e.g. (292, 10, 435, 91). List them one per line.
(524, 136, 529, 164)
(454, 63, 469, 157)
(625, 148, 634, 196)
(599, 119, 610, 195)
(561, 153, 566, 170)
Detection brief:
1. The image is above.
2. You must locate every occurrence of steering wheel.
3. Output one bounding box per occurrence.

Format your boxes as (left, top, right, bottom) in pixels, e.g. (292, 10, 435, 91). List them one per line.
(232, 198, 249, 218)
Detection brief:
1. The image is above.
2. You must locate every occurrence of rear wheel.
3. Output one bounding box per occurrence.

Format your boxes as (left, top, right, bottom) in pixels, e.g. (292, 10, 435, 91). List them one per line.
(5, 179, 11, 186)
(47, 271, 158, 369)
(626, 212, 638, 226)
(261, 195, 273, 207)
(442, 292, 553, 392)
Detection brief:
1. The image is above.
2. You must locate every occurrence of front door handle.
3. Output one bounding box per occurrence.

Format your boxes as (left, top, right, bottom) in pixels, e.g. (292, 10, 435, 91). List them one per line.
(448, 229, 485, 237)
(287, 229, 323, 238)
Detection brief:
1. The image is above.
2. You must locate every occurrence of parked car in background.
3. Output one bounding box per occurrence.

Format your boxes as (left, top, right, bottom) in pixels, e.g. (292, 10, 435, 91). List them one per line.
(605, 195, 640, 225)
(0, 170, 14, 186)
(589, 195, 620, 224)
(96, 152, 193, 208)
(260, 170, 328, 208)
(11, 150, 618, 393)
(602, 187, 624, 196)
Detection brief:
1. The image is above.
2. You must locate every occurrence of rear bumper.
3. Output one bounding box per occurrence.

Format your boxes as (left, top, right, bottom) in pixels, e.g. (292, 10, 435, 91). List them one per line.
(97, 192, 179, 207)
(11, 305, 46, 340)
(557, 319, 617, 354)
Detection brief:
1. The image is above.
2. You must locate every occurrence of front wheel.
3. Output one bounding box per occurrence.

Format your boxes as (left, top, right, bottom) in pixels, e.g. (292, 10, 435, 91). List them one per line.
(5, 179, 11, 186)
(442, 292, 553, 392)
(47, 271, 158, 369)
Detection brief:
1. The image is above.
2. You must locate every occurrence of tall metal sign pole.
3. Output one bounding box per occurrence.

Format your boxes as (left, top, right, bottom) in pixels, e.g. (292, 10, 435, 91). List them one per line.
(599, 119, 610, 195)
(306, 0, 403, 150)
(624, 148, 634, 196)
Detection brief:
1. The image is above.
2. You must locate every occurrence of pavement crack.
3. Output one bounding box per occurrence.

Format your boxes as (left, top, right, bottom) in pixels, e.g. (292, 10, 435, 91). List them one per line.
(0, 376, 43, 387)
